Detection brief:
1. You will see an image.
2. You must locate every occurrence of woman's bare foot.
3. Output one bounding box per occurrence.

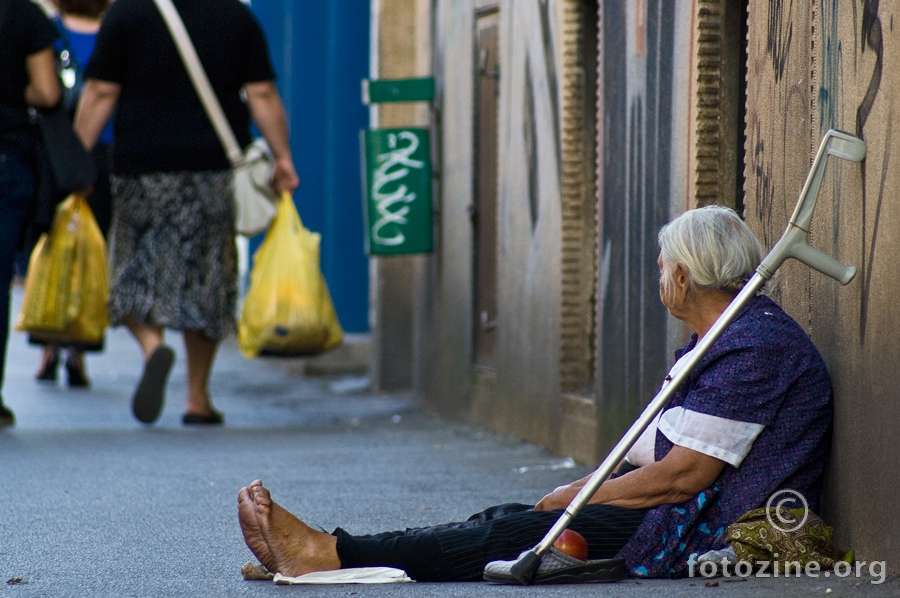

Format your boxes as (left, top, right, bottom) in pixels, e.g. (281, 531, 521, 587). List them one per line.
(239, 480, 341, 577)
(238, 485, 276, 571)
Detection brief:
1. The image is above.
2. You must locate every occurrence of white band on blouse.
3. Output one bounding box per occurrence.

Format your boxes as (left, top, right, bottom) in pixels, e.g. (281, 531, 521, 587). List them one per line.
(624, 350, 765, 468)
(657, 407, 764, 467)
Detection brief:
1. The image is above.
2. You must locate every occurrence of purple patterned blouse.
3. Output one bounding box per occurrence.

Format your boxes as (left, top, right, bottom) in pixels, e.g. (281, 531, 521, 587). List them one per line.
(616, 295, 833, 577)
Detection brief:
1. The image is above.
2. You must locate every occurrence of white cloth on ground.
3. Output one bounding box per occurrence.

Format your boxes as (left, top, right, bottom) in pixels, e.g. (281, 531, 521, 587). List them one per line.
(272, 567, 414, 584)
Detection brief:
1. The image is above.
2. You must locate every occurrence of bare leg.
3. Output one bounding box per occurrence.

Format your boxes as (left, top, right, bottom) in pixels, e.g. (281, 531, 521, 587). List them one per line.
(183, 330, 218, 416)
(238, 480, 341, 577)
(124, 316, 164, 362)
(36, 344, 59, 380)
(39, 344, 58, 370)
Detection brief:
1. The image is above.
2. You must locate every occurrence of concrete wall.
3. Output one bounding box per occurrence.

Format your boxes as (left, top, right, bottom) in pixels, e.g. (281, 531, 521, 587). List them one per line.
(422, 0, 598, 450)
(744, 0, 899, 572)
(417, 1, 477, 418)
(490, 1, 565, 448)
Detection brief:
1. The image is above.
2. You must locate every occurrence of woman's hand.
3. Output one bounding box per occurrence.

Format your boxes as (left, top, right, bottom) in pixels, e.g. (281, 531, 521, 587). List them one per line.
(534, 484, 579, 511)
(271, 156, 299, 194)
(533, 448, 725, 512)
(534, 460, 627, 511)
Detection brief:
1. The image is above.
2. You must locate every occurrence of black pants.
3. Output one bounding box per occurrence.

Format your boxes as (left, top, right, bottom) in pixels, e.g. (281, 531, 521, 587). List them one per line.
(334, 503, 647, 581)
(0, 146, 35, 396)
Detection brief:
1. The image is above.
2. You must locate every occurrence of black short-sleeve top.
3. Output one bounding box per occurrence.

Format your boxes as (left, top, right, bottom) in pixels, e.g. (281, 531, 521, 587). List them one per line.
(0, 0, 58, 151)
(84, 0, 276, 175)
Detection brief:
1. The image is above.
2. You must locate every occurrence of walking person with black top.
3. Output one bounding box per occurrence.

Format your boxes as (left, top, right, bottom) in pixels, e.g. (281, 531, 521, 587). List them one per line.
(74, 0, 299, 426)
(0, 0, 61, 426)
(33, 0, 113, 389)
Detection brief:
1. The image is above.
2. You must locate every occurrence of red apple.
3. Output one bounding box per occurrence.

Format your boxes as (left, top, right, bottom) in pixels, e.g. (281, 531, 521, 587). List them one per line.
(553, 528, 589, 561)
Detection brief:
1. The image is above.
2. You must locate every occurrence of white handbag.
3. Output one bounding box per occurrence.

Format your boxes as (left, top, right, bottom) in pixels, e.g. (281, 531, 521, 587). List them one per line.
(232, 138, 278, 237)
(153, 0, 277, 237)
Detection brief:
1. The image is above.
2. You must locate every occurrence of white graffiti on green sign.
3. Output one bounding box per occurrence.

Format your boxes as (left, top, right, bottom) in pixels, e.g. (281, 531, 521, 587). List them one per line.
(372, 131, 425, 246)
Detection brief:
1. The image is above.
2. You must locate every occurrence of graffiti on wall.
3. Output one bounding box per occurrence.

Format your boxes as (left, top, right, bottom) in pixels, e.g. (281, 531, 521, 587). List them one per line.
(759, 0, 890, 342)
(767, 0, 794, 83)
(855, 0, 885, 342)
(746, 0, 808, 252)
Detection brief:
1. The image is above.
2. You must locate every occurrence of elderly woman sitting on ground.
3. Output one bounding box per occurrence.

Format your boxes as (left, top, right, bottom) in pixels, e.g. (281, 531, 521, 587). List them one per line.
(238, 205, 833, 581)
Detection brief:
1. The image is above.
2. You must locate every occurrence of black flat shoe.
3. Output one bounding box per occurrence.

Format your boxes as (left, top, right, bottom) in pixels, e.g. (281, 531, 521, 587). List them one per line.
(36, 349, 60, 382)
(0, 403, 14, 427)
(65, 355, 91, 388)
(182, 410, 224, 425)
(132, 345, 175, 424)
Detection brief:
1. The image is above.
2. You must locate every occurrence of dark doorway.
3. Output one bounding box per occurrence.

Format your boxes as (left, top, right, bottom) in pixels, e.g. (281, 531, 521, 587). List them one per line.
(596, 0, 674, 452)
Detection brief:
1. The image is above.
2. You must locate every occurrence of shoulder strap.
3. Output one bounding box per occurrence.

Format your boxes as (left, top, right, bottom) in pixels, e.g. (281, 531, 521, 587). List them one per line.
(152, 0, 243, 166)
(52, 18, 73, 54)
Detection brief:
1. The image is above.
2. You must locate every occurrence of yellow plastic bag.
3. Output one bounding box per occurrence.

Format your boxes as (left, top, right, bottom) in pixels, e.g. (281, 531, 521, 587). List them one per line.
(16, 194, 109, 345)
(238, 192, 343, 358)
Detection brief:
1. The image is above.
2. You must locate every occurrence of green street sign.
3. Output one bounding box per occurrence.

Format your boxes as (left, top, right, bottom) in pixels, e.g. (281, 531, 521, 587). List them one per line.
(361, 128, 433, 255)
(362, 78, 435, 104)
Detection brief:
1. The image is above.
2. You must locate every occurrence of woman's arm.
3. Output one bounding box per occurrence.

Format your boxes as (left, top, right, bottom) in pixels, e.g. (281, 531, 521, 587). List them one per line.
(73, 79, 120, 151)
(244, 80, 299, 193)
(25, 47, 60, 108)
(534, 445, 726, 511)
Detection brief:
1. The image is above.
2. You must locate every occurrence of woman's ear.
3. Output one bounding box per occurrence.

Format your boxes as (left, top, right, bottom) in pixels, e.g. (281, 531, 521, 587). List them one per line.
(673, 263, 690, 291)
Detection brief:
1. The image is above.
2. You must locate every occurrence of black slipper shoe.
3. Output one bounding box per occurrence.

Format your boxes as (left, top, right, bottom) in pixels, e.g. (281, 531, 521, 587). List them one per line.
(65, 355, 91, 388)
(182, 410, 224, 425)
(132, 345, 175, 424)
(484, 548, 626, 584)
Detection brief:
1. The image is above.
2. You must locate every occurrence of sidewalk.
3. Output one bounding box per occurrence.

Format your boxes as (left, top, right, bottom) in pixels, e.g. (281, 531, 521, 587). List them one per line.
(0, 287, 895, 596)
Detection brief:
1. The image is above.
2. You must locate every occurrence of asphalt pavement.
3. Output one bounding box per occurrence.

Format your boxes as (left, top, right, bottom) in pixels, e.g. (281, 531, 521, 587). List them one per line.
(1, 287, 895, 597)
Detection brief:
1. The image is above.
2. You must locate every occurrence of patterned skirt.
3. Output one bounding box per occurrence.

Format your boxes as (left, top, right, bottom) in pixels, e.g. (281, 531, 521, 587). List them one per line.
(108, 171, 237, 341)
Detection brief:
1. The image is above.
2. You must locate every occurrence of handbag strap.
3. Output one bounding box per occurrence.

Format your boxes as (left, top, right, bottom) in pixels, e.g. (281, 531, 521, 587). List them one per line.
(152, 0, 243, 166)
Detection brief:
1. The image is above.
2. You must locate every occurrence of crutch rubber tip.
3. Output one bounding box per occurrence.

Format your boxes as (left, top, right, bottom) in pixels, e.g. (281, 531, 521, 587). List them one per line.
(507, 550, 542, 585)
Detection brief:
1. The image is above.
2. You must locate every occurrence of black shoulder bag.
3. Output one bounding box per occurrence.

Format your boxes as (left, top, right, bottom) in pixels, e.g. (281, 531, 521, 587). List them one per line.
(23, 20, 96, 247)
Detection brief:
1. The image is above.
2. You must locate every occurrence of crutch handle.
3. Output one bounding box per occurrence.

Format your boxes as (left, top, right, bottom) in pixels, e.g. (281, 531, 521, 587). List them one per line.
(758, 223, 857, 285)
(788, 237, 856, 284)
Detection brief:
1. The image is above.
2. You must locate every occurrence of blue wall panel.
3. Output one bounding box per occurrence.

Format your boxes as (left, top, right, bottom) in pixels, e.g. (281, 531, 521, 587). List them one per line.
(250, 1, 370, 333)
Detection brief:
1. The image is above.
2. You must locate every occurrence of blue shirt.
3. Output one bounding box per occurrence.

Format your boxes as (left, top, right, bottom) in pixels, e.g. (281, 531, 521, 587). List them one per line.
(55, 20, 114, 145)
(617, 295, 833, 577)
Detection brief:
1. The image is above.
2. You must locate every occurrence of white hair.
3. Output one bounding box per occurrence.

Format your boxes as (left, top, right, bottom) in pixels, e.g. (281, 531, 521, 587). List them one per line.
(658, 205, 764, 296)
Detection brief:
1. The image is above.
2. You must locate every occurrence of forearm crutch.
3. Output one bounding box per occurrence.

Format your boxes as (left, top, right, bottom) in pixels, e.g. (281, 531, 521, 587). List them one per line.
(492, 129, 866, 584)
